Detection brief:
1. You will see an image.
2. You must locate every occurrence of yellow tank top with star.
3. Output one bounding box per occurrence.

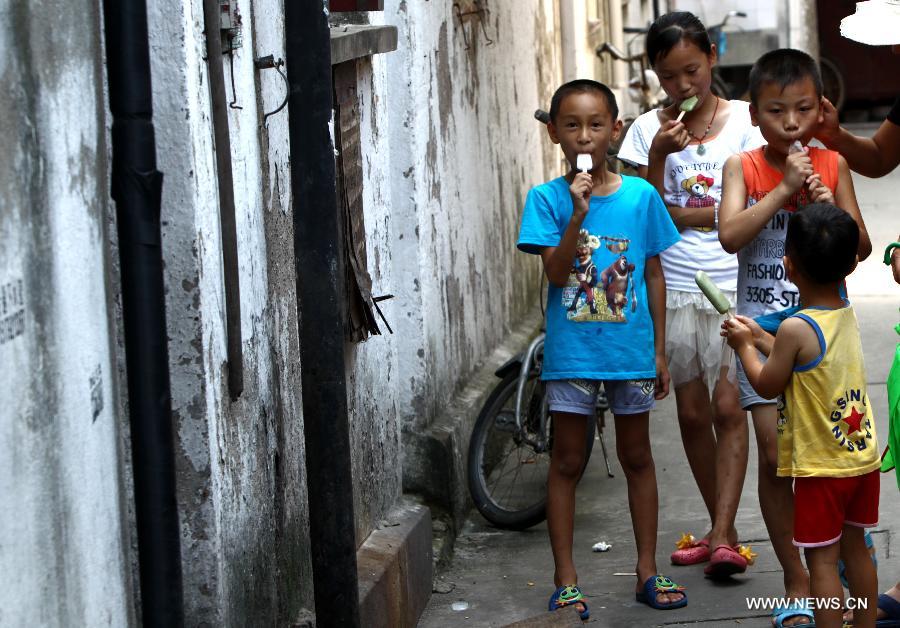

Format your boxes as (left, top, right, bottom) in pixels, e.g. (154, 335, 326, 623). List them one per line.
(777, 305, 880, 478)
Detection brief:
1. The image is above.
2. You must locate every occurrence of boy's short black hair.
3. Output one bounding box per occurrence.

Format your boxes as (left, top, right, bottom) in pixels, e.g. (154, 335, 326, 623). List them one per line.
(549, 79, 619, 123)
(785, 203, 858, 284)
(749, 48, 824, 105)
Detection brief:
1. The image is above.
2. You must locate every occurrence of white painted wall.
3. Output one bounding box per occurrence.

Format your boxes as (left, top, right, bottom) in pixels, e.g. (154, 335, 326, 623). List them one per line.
(345, 37, 405, 545)
(146, 0, 320, 622)
(380, 0, 564, 490)
(0, 2, 133, 626)
(1, 0, 593, 623)
(145, 0, 227, 621)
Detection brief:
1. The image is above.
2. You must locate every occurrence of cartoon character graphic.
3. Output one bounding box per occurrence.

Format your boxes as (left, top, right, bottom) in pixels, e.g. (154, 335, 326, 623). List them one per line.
(567, 230, 601, 315)
(564, 231, 635, 322)
(600, 255, 636, 316)
(681, 174, 716, 208)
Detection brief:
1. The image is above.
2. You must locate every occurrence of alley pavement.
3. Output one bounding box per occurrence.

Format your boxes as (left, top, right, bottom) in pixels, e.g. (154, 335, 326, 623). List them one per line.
(420, 126, 900, 627)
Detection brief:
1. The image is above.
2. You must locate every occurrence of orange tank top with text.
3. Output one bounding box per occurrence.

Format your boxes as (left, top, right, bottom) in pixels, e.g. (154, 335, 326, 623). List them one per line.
(739, 146, 839, 212)
(735, 147, 840, 319)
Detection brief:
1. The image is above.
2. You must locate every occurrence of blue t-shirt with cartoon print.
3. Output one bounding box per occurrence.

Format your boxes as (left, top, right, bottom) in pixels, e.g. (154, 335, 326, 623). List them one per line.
(517, 175, 680, 381)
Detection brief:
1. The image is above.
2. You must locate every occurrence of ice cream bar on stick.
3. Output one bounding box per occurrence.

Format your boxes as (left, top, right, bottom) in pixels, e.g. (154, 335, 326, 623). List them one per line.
(577, 153, 593, 173)
(675, 95, 699, 122)
(695, 270, 732, 317)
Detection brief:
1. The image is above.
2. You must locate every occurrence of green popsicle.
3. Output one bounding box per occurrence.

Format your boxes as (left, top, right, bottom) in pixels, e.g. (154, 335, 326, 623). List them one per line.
(695, 270, 731, 315)
(676, 95, 699, 122)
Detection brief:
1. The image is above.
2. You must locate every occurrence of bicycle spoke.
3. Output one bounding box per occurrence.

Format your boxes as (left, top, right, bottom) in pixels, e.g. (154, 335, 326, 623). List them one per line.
(486, 440, 548, 509)
(485, 441, 521, 499)
(499, 459, 524, 506)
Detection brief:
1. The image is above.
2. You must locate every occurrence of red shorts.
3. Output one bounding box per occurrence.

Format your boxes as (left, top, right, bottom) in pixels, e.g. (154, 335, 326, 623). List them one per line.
(793, 470, 880, 547)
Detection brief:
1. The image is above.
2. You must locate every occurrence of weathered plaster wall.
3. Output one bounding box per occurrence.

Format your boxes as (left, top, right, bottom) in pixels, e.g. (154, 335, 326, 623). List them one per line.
(146, 0, 224, 623)
(147, 0, 313, 623)
(246, 0, 316, 619)
(0, 1, 133, 626)
(345, 47, 404, 546)
(381, 0, 563, 505)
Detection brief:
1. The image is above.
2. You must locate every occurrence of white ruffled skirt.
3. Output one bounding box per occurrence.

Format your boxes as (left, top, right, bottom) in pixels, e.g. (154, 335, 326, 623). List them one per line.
(665, 289, 736, 390)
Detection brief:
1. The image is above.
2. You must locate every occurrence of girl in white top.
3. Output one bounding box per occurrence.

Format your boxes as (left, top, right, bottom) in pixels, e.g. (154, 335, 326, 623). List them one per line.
(618, 12, 764, 579)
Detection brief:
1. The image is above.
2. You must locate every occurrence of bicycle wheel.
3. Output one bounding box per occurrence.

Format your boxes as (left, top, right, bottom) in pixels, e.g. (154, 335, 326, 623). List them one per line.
(612, 117, 638, 176)
(820, 57, 845, 112)
(711, 71, 730, 99)
(467, 371, 596, 530)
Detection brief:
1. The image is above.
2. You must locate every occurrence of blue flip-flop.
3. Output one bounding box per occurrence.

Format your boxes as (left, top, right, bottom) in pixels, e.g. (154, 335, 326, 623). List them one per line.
(635, 575, 687, 610)
(548, 584, 589, 620)
(876, 593, 900, 627)
(772, 602, 813, 627)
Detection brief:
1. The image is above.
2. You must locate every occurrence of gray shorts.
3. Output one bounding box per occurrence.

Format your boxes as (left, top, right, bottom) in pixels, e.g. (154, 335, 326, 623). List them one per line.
(545, 379, 656, 416)
(736, 351, 776, 410)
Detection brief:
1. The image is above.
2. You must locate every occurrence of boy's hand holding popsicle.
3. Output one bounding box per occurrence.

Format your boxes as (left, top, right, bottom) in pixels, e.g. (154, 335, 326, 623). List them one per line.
(569, 154, 593, 216)
(696, 269, 767, 352)
(721, 315, 767, 352)
(786, 141, 836, 204)
(781, 140, 815, 193)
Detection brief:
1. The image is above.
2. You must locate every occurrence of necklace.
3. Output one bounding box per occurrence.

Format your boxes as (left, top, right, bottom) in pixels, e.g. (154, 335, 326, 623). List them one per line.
(686, 96, 720, 155)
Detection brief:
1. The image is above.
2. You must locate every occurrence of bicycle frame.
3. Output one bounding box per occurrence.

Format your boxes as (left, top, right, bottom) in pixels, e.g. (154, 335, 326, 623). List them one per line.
(595, 26, 670, 115)
(514, 332, 550, 452)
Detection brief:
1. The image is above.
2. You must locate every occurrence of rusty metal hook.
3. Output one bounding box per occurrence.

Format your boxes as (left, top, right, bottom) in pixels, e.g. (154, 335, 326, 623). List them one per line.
(255, 55, 289, 126)
(453, 1, 494, 50)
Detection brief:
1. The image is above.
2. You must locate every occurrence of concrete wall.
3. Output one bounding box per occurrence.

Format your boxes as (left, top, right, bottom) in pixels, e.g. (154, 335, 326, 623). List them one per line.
(0, 1, 134, 626)
(379, 0, 564, 519)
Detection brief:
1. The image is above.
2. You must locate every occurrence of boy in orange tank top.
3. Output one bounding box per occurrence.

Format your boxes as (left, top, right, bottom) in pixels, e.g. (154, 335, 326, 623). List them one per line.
(718, 49, 871, 628)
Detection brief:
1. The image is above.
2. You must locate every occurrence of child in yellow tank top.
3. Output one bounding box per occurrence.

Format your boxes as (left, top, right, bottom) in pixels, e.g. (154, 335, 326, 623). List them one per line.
(724, 203, 879, 627)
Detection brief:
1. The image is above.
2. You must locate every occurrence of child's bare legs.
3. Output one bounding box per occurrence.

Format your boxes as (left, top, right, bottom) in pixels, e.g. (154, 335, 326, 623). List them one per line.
(614, 411, 684, 605)
(546, 411, 589, 613)
(750, 404, 809, 624)
(804, 542, 843, 628)
(674, 379, 718, 531)
(675, 371, 748, 548)
(709, 374, 749, 549)
(840, 526, 877, 626)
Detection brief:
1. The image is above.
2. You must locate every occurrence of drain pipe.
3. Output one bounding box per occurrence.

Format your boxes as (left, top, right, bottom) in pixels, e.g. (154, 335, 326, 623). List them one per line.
(201, 0, 244, 400)
(284, 1, 361, 626)
(102, 1, 185, 626)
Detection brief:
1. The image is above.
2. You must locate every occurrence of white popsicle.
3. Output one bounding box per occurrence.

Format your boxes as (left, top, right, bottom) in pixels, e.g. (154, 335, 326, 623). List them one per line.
(577, 153, 593, 173)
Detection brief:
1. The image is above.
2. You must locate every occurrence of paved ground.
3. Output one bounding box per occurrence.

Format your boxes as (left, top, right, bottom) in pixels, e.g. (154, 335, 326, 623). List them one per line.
(420, 126, 900, 627)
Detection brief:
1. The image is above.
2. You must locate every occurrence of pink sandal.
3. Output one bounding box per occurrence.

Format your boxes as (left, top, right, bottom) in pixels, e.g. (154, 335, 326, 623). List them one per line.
(704, 544, 750, 579)
(670, 534, 710, 565)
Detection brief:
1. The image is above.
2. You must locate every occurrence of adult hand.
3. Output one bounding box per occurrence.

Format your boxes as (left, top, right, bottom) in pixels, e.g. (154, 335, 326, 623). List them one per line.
(650, 120, 691, 158)
(813, 97, 841, 146)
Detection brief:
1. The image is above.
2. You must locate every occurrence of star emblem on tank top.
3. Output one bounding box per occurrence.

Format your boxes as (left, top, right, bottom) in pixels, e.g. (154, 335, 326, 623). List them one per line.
(843, 405, 865, 436)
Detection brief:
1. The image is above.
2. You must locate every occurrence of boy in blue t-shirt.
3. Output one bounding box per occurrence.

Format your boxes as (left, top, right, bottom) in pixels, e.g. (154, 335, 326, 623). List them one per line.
(518, 79, 682, 618)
